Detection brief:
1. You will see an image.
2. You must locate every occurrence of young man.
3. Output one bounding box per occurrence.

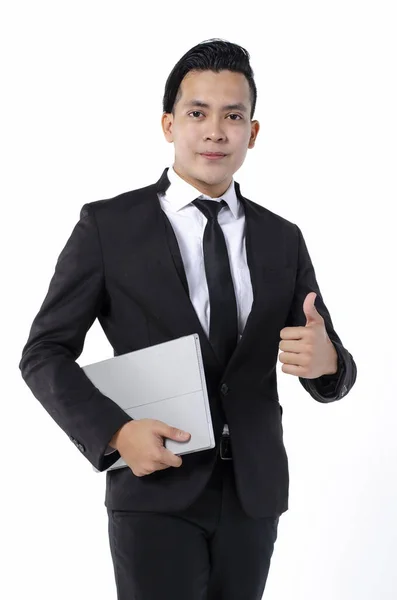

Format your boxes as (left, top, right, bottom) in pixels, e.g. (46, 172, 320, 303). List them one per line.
(19, 39, 357, 600)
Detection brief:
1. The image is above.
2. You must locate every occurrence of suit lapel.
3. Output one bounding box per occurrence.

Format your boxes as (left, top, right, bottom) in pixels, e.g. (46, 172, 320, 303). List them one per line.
(126, 167, 288, 373)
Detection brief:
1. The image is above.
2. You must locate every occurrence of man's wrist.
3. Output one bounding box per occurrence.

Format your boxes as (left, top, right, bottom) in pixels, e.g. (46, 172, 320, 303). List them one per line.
(109, 424, 125, 450)
(323, 340, 338, 375)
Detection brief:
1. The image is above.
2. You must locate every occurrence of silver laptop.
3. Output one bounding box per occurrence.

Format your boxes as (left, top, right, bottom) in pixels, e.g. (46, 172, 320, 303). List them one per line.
(82, 333, 215, 471)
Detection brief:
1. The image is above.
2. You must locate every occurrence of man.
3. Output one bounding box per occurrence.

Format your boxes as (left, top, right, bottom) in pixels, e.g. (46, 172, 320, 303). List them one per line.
(19, 38, 357, 599)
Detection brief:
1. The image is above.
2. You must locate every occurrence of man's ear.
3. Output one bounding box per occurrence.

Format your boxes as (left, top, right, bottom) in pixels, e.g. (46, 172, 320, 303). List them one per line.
(161, 113, 174, 143)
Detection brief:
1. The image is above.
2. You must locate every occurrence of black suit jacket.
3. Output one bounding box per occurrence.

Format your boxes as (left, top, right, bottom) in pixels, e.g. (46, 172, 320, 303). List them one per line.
(19, 167, 357, 518)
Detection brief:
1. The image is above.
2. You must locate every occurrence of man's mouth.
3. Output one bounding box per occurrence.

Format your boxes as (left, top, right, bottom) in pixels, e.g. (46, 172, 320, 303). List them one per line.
(200, 153, 227, 160)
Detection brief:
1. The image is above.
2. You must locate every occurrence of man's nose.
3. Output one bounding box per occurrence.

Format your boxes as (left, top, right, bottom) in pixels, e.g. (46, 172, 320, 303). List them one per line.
(205, 130, 226, 141)
(204, 117, 227, 140)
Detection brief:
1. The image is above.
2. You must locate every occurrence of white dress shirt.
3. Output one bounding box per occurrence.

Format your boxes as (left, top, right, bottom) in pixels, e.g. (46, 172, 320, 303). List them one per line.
(159, 164, 254, 340)
(105, 164, 253, 455)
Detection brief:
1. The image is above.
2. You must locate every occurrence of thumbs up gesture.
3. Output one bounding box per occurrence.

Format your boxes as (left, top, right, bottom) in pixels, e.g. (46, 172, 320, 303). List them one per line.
(279, 292, 338, 379)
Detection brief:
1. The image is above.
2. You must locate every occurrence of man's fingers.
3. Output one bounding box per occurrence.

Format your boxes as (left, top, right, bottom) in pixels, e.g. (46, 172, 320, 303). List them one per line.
(159, 447, 183, 468)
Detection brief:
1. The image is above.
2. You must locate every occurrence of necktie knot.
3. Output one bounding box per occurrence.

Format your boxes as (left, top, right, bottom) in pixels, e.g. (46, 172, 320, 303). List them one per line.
(192, 198, 226, 221)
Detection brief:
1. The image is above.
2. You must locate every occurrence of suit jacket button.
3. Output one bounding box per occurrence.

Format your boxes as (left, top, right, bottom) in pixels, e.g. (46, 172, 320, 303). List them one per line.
(220, 383, 229, 395)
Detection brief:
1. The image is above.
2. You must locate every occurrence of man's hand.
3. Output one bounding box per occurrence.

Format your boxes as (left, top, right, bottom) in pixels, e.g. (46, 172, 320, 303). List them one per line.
(109, 419, 191, 477)
(279, 292, 338, 379)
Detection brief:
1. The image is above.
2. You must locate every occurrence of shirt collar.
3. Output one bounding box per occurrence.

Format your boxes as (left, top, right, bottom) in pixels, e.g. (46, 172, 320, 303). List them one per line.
(163, 164, 240, 219)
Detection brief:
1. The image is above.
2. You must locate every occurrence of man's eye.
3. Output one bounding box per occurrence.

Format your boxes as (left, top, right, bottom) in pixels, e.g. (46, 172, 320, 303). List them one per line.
(188, 112, 242, 120)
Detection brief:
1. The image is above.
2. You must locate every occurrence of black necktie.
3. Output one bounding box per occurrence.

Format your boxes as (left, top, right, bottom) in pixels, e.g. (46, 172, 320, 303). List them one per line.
(192, 198, 238, 368)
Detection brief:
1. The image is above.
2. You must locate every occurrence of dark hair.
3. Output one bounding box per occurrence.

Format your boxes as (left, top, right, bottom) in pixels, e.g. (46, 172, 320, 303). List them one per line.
(162, 38, 257, 120)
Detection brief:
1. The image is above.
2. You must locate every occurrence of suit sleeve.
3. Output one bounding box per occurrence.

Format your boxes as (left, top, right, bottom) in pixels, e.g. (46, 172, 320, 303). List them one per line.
(284, 225, 357, 403)
(19, 204, 133, 471)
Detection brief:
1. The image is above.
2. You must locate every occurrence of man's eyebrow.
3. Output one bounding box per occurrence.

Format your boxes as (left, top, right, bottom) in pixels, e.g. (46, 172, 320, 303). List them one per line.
(182, 100, 248, 113)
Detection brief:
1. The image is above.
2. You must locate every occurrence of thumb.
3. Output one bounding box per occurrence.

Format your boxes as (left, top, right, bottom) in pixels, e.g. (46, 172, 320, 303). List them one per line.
(303, 292, 322, 326)
(164, 424, 191, 441)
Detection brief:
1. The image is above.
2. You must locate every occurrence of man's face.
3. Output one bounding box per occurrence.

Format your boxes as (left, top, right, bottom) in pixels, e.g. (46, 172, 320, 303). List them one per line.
(161, 69, 260, 198)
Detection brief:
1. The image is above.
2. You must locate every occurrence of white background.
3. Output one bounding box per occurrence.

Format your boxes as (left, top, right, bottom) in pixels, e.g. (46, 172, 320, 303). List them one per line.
(1, 1, 396, 599)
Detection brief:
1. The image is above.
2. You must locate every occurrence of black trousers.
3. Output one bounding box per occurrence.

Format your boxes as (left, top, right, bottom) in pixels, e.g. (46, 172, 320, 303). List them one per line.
(107, 453, 280, 600)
